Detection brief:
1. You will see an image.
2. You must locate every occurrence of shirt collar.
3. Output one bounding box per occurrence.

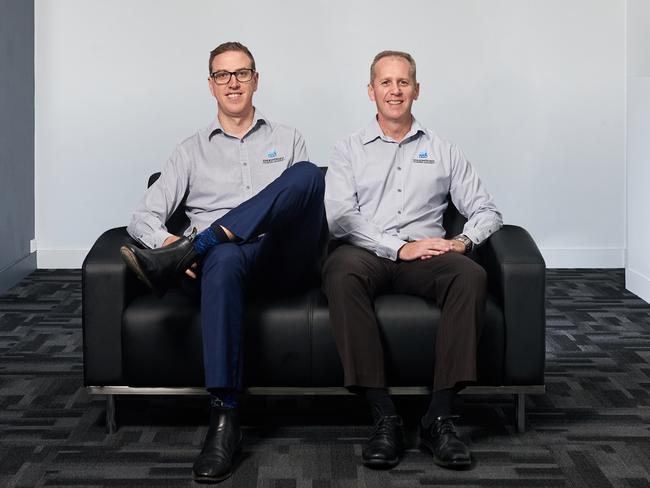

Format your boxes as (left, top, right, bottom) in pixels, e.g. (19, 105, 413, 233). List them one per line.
(361, 115, 425, 145)
(208, 108, 270, 140)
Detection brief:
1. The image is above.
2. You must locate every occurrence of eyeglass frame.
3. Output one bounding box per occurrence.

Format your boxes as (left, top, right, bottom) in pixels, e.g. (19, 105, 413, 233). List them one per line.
(209, 68, 256, 85)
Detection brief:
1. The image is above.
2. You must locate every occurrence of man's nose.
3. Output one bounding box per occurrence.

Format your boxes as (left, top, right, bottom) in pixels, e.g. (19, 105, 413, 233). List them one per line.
(228, 75, 241, 88)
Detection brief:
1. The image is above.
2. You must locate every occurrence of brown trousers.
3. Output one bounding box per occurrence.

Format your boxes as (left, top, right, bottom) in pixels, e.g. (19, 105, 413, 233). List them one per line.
(322, 244, 487, 392)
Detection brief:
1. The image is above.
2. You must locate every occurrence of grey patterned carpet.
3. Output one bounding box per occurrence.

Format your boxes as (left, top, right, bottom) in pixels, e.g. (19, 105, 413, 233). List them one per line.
(1, 269, 650, 487)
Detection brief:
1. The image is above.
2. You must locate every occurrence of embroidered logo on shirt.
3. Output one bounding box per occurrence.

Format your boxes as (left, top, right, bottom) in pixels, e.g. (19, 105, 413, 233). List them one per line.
(413, 150, 435, 164)
(262, 148, 285, 164)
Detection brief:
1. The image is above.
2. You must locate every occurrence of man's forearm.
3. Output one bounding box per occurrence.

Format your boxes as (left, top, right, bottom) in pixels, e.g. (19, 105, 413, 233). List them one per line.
(328, 213, 405, 261)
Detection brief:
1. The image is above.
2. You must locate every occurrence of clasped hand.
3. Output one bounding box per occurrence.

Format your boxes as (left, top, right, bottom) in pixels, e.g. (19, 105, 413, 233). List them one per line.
(163, 235, 199, 279)
(397, 238, 465, 261)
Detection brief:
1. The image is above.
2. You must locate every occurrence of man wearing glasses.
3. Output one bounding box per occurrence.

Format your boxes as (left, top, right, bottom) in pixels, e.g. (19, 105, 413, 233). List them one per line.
(323, 50, 502, 470)
(121, 42, 325, 483)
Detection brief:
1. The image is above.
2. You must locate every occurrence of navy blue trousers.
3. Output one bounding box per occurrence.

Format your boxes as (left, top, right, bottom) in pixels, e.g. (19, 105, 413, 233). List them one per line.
(189, 161, 325, 391)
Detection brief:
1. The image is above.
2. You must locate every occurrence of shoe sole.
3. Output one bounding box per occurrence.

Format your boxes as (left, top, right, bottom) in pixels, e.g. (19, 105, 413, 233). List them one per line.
(192, 470, 232, 484)
(120, 246, 156, 292)
(363, 457, 400, 468)
(419, 441, 472, 469)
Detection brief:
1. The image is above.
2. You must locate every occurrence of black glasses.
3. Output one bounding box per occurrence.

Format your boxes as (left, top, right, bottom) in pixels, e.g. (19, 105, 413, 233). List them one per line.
(210, 68, 255, 85)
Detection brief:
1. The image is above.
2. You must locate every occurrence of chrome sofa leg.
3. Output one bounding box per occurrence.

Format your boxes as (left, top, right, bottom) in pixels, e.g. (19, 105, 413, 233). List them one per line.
(516, 393, 526, 433)
(106, 394, 117, 434)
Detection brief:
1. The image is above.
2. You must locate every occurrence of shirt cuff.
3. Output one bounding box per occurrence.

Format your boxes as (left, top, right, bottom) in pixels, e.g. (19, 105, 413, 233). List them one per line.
(461, 229, 480, 246)
(377, 234, 408, 261)
(151, 230, 175, 249)
(132, 229, 173, 249)
(463, 226, 500, 247)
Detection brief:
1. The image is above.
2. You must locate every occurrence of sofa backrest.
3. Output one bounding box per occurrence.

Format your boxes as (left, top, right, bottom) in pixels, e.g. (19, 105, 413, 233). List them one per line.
(443, 199, 466, 238)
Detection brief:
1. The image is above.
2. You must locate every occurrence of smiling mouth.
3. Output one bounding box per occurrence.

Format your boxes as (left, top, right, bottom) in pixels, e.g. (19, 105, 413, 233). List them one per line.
(387, 100, 403, 105)
(226, 93, 243, 100)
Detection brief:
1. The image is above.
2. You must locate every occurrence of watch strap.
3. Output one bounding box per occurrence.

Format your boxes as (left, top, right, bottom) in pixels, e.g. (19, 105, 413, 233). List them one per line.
(452, 234, 473, 254)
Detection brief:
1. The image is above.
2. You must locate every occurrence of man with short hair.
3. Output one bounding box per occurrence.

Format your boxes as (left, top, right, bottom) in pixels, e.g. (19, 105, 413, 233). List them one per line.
(122, 41, 325, 483)
(323, 50, 502, 469)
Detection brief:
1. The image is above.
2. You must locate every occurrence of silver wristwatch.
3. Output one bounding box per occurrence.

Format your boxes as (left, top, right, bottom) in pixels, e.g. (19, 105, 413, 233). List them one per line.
(452, 234, 473, 254)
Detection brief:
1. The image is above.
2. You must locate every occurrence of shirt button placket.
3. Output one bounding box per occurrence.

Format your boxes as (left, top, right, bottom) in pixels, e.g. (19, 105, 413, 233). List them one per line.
(397, 144, 405, 225)
(240, 139, 252, 195)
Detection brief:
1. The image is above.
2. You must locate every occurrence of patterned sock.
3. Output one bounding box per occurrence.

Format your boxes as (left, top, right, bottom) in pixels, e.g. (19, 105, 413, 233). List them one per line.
(193, 225, 230, 255)
(208, 388, 239, 409)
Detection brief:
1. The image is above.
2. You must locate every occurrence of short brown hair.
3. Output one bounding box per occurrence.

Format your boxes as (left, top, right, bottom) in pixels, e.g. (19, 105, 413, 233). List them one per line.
(370, 50, 416, 83)
(208, 42, 256, 74)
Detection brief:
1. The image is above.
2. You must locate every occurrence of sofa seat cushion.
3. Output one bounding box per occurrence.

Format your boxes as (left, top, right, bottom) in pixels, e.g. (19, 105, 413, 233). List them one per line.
(122, 288, 504, 388)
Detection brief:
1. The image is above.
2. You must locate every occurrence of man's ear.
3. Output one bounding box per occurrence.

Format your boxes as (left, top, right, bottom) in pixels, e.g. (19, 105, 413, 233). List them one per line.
(414, 81, 420, 100)
(368, 83, 376, 102)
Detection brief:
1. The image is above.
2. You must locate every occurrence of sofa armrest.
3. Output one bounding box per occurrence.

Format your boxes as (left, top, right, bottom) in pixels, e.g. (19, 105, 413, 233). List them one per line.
(477, 225, 546, 385)
(82, 227, 144, 386)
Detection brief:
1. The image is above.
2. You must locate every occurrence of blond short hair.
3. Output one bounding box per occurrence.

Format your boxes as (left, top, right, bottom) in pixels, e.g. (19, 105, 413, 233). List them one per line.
(370, 50, 417, 82)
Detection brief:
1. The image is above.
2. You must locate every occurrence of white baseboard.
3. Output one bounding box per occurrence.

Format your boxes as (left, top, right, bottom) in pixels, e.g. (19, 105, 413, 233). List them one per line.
(625, 268, 650, 304)
(37, 249, 89, 269)
(36, 247, 625, 270)
(539, 247, 625, 268)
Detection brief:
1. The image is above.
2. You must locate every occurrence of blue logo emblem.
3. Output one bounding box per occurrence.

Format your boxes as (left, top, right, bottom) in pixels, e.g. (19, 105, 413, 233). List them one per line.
(418, 150, 428, 159)
(267, 149, 278, 158)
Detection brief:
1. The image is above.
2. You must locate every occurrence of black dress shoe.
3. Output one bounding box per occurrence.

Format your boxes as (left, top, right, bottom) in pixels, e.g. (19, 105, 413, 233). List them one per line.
(192, 406, 242, 483)
(362, 415, 405, 468)
(120, 228, 198, 294)
(419, 415, 471, 469)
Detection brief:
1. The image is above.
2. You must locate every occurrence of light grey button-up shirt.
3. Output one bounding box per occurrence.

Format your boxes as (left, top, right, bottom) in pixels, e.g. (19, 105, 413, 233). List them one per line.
(325, 117, 502, 261)
(127, 110, 308, 249)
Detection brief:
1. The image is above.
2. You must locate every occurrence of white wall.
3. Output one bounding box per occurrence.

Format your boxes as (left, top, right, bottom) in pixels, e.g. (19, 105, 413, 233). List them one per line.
(626, 0, 650, 302)
(35, 0, 627, 268)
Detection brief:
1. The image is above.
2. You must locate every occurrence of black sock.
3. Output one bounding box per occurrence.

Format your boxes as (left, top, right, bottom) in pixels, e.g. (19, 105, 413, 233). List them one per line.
(360, 387, 396, 421)
(421, 387, 455, 427)
(210, 224, 230, 243)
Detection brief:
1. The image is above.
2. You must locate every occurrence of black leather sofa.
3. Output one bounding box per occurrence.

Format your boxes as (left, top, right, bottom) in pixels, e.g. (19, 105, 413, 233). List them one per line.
(83, 172, 546, 433)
